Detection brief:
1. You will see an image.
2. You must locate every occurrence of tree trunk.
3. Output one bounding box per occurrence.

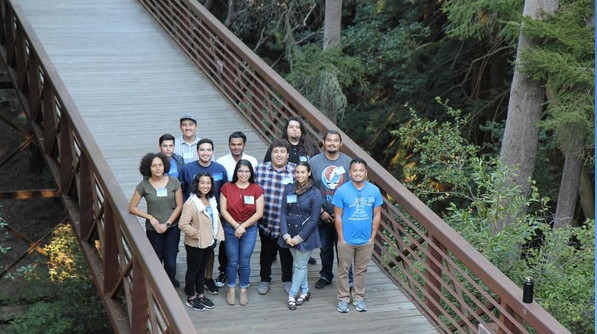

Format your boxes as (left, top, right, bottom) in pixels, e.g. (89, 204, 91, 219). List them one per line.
(224, 0, 235, 26)
(553, 128, 583, 228)
(578, 165, 595, 220)
(323, 0, 342, 49)
(497, 0, 558, 231)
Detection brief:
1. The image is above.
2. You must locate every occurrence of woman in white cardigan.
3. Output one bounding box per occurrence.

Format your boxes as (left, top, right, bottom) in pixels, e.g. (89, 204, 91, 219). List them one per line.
(179, 172, 225, 311)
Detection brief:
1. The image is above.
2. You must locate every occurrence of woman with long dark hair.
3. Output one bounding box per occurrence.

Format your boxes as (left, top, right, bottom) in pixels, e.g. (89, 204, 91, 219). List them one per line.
(179, 172, 225, 311)
(220, 159, 264, 306)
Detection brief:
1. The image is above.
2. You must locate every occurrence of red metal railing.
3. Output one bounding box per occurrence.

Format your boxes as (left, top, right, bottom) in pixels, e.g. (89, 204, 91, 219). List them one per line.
(0, 1, 195, 333)
(135, 0, 571, 333)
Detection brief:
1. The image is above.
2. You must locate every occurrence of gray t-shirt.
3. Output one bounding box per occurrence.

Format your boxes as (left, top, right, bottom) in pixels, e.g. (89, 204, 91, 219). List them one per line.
(309, 152, 352, 213)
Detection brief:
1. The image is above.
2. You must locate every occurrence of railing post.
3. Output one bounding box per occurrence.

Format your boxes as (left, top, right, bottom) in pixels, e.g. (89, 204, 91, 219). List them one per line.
(103, 203, 118, 294)
(425, 236, 444, 315)
(27, 55, 41, 121)
(498, 302, 519, 334)
(131, 258, 150, 333)
(59, 114, 74, 194)
(79, 153, 94, 238)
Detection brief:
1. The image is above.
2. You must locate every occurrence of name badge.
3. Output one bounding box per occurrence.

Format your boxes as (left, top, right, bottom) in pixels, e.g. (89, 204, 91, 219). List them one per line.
(156, 188, 167, 197)
(299, 155, 308, 162)
(183, 151, 193, 159)
(244, 196, 255, 204)
(212, 173, 223, 181)
(286, 194, 297, 203)
(337, 166, 346, 174)
(282, 176, 293, 185)
(206, 206, 213, 215)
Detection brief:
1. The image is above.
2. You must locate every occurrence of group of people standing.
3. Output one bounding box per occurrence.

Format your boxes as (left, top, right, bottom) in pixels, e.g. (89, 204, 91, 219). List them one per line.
(128, 114, 383, 314)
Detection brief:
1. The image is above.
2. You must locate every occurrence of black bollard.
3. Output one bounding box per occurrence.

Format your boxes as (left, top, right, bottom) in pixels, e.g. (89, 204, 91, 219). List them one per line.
(522, 277, 534, 303)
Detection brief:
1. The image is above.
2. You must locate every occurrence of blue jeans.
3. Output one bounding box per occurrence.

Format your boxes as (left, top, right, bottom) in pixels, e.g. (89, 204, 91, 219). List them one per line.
(146, 226, 180, 283)
(225, 224, 257, 288)
(289, 248, 313, 297)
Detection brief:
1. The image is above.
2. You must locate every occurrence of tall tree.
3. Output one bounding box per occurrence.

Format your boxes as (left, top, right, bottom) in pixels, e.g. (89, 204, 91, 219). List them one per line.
(323, 0, 342, 49)
(497, 0, 558, 230)
(519, 0, 594, 228)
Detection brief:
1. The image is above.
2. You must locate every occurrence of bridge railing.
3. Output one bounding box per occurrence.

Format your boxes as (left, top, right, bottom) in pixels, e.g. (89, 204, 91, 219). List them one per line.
(136, 0, 571, 333)
(0, 1, 196, 333)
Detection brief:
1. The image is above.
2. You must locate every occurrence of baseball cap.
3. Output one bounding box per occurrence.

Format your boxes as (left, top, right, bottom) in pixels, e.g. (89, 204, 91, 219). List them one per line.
(180, 113, 197, 124)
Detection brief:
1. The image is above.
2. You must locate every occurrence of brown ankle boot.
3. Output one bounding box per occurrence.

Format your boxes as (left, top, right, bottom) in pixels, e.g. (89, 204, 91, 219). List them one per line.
(239, 288, 248, 306)
(226, 288, 235, 306)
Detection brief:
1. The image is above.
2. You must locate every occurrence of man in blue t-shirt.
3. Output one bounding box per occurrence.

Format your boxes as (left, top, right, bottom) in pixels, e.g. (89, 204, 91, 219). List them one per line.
(332, 157, 382, 314)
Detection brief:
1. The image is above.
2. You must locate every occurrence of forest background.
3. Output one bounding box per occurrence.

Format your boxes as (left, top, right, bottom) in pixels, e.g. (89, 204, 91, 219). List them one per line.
(202, 0, 594, 332)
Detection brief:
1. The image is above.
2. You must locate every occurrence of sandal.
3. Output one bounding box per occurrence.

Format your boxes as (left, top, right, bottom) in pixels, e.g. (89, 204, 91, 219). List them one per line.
(288, 297, 297, 310)
(296, 291, 310, 306)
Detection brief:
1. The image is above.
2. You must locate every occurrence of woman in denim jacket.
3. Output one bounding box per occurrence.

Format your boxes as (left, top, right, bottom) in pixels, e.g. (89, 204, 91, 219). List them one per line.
(278, 162, 322, 310)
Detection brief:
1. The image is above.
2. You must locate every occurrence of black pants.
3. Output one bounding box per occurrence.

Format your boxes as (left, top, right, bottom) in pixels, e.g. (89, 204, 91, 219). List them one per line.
(217, 240, 227, 274)
(259, 229, 293, 283)
(184, 244, 213, 297)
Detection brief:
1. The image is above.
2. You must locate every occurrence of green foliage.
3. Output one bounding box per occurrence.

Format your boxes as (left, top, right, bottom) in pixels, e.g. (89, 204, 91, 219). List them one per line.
(6, 224, 110, 334)
(520, 0, 595, 165)
(399, 103, 595, 333)
(285, 45, 365, 122)
(396, 99, 486, 213)
(442, 0, 522, 44)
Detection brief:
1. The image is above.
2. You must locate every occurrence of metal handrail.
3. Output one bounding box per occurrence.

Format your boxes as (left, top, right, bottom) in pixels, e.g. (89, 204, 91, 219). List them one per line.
(135, 0, 571, 333)
(0, 1, 196, 332)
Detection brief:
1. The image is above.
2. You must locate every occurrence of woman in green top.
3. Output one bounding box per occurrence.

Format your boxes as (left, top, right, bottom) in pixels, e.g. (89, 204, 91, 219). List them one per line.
(129, 152, 183, 287)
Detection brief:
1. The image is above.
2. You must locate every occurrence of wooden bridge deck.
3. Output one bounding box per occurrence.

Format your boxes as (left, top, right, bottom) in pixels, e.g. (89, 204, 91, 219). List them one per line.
(17, 0, 437, 333)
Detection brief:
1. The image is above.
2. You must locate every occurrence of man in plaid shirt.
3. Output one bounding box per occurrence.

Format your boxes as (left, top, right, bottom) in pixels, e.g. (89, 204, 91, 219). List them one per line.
(254, 138, 296, 295)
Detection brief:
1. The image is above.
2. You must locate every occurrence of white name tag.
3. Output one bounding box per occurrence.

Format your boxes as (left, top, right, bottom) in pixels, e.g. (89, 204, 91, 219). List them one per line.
(282, 176, 293, 185)
(244, 196, 255, 204)
(213, 173, 223, 181)
(286, 194, 297, 203)
(337, 166, 346, 174)
(156, 188, 167, 197)
(183, 151, 193, 159)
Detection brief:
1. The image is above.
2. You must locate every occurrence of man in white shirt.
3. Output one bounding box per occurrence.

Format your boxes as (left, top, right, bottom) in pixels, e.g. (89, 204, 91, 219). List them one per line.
(213, 131, 258, 287)
(217, 131, 259, 180)
(174, 114, 200, 164)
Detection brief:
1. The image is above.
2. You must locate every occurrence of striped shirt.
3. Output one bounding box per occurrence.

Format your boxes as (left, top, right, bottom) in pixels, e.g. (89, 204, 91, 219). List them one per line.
(174, 135, 200, 164)
(254, 161, 296, 238)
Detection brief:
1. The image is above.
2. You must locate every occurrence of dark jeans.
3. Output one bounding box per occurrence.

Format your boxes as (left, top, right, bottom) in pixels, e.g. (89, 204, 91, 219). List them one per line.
(318, 221, 353, 283)
(146, 226, 180, 283)
(218, 239, 227, 273)
(318, 221, 337, 282)
(259, 229, 293, 283)
(184, 244, 213, 297)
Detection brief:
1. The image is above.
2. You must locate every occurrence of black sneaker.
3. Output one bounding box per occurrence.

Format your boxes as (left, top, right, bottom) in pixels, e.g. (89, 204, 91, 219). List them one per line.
(308, 257, 317, 265)
(314, 277, 331, 289)
(172, 279, 180, 288)
(186, 297, 205, 311)
(197, 296, 215, 309)
(215, 272, 227, 287)
(205, 278, 219, 295)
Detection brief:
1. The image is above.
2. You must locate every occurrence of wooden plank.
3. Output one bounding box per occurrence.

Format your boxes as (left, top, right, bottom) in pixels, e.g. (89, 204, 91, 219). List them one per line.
(18, 0, 437, 332)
